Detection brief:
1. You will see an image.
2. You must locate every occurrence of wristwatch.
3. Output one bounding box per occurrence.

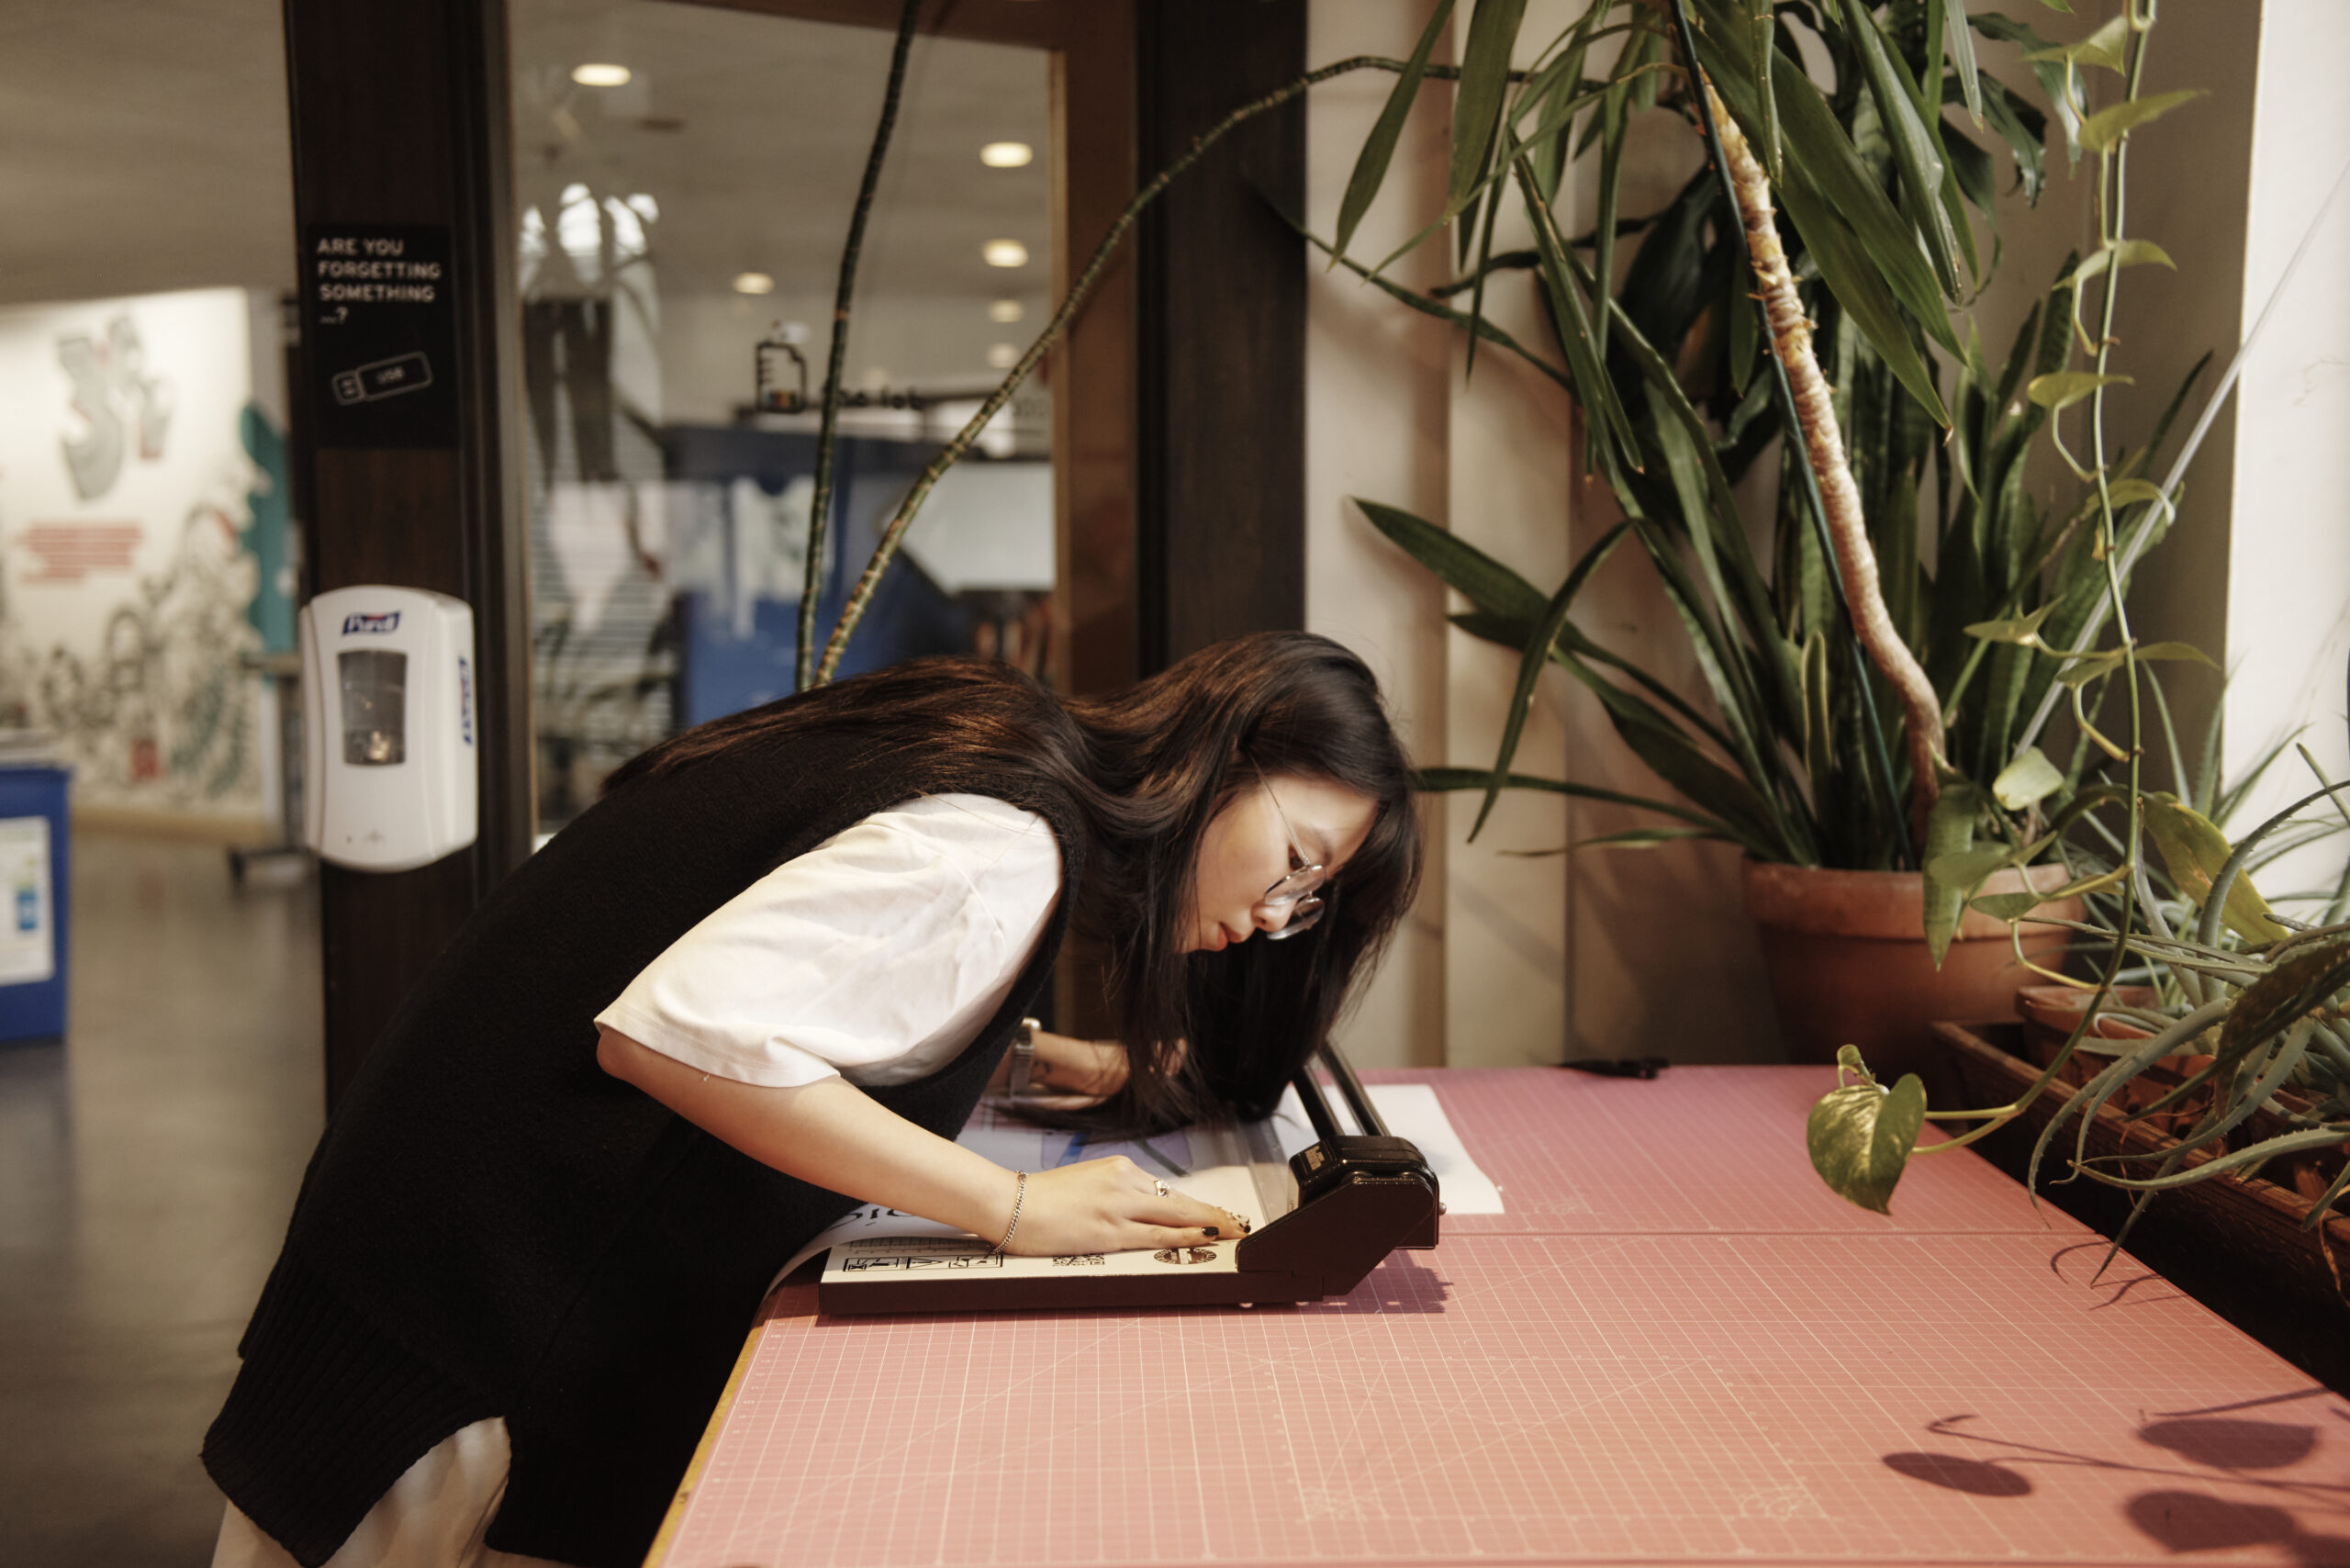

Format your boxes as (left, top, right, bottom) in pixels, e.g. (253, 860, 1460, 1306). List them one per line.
(1007, 1016, 1042, 1097)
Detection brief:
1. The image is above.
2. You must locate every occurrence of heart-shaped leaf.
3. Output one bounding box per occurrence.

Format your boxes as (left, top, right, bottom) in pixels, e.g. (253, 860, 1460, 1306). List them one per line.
(1993, 746, 2065, 810)
(1964, 602, 2057, 645)
(2028, 370, 2133, 410)
(1808, 1069, 1928, 1215)
(1971, 890, 2044, 921)
(2144, 796, 2292, 944)
(2080, 89, 2206, 153)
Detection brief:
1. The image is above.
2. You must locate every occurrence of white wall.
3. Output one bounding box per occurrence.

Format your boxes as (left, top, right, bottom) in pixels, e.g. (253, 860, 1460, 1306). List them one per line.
(1304, 0, 1459, 1068)
(2223, 0, 2350, 908)
(1304, 0, 1771, 1068)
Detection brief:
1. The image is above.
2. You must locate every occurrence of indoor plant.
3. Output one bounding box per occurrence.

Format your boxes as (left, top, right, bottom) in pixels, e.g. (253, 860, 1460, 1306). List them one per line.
(1809, 755, 2350, 1274)
(1315, 0, 2216, 1067)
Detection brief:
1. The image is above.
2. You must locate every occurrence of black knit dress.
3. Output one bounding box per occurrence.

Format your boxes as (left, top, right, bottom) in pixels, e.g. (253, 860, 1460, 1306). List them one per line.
(204, 724, 1081, 1568)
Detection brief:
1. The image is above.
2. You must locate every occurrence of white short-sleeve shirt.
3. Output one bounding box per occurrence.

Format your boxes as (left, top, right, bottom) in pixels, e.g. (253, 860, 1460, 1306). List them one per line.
(594, 793, 1061, 1088)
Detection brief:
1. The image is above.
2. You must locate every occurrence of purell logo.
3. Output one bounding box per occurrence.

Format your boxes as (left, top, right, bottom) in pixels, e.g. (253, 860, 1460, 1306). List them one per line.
(457, 656, 474, 746)
(341, 610, 401, 634)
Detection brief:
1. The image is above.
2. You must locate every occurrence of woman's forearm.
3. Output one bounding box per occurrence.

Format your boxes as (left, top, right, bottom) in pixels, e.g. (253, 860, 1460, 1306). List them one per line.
(596, 1027, 1019, 1241)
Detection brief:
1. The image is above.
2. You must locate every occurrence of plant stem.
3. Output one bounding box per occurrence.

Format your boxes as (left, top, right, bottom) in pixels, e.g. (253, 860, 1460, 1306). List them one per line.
(1665, 0, 1909, 867)
(1701, 79, 1949, 847)
(814, 54, 1406, 684)
(798, 0, 923, 693)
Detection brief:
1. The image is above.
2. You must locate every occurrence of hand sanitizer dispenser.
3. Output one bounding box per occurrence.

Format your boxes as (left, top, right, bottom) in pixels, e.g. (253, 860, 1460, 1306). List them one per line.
(300, 585, 477, 871)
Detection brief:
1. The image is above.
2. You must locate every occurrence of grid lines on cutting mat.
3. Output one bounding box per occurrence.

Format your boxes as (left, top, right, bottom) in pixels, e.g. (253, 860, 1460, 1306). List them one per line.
(659, 1227, 2348, 1566)
(1418, 1066, 2070, 1238)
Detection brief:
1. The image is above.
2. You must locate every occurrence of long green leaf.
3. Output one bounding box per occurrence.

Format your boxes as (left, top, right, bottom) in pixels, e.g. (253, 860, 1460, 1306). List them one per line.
(1969, 13, 2080, 166)
(1448, 0, 1531, 218)
(1622, 515, 1813, 858)
(2222, 935, 2350, 1061)
(1415, 766, 1732, 832)
(1746, 0, 1780, 178)
(1942, 0, 1983, 124)
(1591, 31, 1640, 365)
(1970, 73, 2049, 205)
(1775, 173, 1953, 424)
(1332, 0, 1457, 267)
(1509, 826, 1731, 856)
(1513, 157, 1641, 474)
(1690, 1, 1958, 353)
(1841, 0, 1962, 296)
(1563, 653, 1793, 858)
(1281, 207, 1578, 395)
(1472, 512, 1631, 837)
(1921, 783, 1981, 965)
(2077, 1127, 2350, 1193)
(1450, 607, 1746, 760)
(1353, 498, 1549, 622)
(1604, 296, 1785, 663)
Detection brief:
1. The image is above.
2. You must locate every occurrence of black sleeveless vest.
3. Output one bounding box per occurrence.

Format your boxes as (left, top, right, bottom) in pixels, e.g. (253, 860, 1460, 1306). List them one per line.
(204, 723, 1083, 1567)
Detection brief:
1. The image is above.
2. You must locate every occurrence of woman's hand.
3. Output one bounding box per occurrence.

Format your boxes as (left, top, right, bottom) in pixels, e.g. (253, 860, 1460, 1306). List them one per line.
(1003, 1154, 1235, 1256)
(1021, 1029, 1128, 1103)
(994, 1030, 1190, 1109)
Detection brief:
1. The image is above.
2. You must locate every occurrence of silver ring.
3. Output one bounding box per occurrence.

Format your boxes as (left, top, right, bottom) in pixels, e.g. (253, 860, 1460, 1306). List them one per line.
(1153, 1179, 1169, 1198)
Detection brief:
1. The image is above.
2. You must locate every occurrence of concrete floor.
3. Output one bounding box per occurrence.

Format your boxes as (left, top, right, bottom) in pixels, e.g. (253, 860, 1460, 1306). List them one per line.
(0, 834, 322, 1567)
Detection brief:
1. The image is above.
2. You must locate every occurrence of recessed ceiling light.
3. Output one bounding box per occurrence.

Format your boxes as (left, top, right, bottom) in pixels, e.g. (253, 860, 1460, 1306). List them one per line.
(988, 298, 1025, 324)
(987, 343, 1021, 370)
(571, 62, 632, 87)
(733, 272, 775, 296)
(979, 141, 1034, 169)
(982, 241, 1029, 269)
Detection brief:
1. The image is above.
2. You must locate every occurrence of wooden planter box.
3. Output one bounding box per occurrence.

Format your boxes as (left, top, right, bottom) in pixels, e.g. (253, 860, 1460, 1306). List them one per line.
(1928, 1020, 2350, 1394)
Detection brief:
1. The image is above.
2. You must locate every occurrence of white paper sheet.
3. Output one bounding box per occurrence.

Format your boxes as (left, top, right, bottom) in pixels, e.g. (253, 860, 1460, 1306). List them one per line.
(772, 1080, 1503, 1293)
(1270, 1081, 1505, 1215)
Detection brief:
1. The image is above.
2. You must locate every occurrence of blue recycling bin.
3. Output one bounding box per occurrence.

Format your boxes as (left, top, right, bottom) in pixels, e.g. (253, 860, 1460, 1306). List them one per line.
(0, 764, 71, 1042)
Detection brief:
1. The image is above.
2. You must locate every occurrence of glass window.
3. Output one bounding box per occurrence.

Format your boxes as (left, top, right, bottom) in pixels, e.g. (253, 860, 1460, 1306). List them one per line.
(509, 1, 1054, 829)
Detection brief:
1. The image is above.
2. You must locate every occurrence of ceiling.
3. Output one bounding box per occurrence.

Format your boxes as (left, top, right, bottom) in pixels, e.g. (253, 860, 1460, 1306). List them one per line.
(512, 0, 1051, 307)
(0, 0, 1054, 327)
(0, 0, 297, 307)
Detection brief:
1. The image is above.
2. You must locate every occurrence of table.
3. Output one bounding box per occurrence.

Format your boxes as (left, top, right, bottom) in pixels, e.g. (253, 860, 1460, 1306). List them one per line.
(646, 1067, 2350, 1567)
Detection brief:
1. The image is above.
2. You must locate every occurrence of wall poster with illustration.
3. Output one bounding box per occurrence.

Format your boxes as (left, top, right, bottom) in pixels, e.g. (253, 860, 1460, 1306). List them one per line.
(0, 286, 294, 829)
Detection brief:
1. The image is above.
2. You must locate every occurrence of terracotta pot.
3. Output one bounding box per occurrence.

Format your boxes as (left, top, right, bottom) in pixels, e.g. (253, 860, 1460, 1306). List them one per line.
(2015, 983, 2211, 1132)
(2015, 983, 2161, 1067)
(1742, 860, 2083, 1079)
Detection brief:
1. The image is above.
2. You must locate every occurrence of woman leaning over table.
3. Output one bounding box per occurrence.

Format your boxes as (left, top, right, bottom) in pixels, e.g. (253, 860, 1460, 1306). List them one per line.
(206, 630, 1423, 1568)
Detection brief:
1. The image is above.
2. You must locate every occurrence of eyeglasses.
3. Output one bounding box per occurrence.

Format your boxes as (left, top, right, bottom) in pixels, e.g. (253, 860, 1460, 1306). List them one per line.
(1254, 767, 1328, 940)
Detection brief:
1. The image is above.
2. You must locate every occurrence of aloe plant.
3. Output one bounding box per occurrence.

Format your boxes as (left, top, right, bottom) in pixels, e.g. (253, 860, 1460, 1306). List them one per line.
(1810, 766, 2350, 1278)
(1321, 0, 2216, 963)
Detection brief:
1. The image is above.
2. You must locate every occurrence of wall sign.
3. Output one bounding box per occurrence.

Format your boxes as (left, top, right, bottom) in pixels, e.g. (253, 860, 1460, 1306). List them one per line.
(301, 225, 458, 449)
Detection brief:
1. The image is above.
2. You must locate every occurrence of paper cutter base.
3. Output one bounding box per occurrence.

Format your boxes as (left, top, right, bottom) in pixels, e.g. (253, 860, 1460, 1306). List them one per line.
(647, 1066, 2350, 1568)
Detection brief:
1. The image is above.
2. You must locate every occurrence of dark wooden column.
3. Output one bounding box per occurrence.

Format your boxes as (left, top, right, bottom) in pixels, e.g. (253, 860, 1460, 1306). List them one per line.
(1134, 0, 1307, 672)
(284, 0, 531, 1107)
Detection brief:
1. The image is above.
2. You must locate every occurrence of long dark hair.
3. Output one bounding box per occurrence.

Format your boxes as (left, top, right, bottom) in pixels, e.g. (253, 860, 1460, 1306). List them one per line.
(605, 632, 1422, 1132)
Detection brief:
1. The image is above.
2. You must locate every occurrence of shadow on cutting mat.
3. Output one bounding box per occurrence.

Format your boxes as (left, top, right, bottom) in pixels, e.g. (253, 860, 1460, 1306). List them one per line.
(2124, 1492, 2350, 1561)
(1882, 1407, 2350, 1562)
(1309, 1251, 1450, 1316)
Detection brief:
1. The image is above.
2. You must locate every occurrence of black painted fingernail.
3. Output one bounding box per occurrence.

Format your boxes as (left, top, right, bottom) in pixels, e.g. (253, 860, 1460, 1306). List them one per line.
(1203, 1226, 1219, 1237)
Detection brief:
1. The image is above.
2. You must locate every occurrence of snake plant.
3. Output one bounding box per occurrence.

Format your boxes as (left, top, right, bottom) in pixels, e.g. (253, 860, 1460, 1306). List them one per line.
(1322, 0, 2214, 965)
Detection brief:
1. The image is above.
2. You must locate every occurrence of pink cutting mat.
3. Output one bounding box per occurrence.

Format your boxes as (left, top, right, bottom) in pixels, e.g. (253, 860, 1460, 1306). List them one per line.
(650, 1069, 2350, 1568)
(1417, 1065, 2062, 1237)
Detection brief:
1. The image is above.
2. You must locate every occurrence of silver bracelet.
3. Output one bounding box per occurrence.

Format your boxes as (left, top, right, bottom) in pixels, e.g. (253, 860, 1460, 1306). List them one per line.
(994, 1170, 1028, 1255)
